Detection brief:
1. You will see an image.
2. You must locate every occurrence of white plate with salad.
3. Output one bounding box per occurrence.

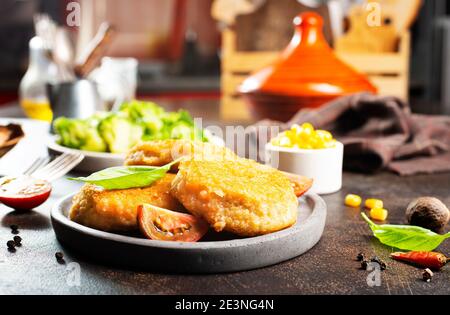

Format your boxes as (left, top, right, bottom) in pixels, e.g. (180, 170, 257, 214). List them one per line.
(48, 100, 224, 173)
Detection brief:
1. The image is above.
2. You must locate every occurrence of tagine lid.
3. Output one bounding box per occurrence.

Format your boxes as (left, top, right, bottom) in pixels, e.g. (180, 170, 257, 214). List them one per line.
(239, 12, 377, 97)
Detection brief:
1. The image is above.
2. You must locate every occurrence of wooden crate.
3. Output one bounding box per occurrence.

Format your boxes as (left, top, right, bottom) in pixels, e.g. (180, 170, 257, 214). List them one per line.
(221, 29, 411, 121)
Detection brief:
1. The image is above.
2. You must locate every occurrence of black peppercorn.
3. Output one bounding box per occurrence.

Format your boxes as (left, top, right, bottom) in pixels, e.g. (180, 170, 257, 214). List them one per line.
(10, 225, 19, 234)
(55, 252, 64, 262)
(423, 268, 433, 282)
(6, 240, 15, 250)
(13, 236, 22, 246)
(370, 256, 387, 270)
(370, 256, 380, 263)
(361, 260, 369, 270)
(356, 252, 365, 261)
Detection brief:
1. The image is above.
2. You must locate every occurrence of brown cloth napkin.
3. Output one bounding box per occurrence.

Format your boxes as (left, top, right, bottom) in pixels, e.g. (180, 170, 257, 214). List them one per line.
(249, 93, 450, 176)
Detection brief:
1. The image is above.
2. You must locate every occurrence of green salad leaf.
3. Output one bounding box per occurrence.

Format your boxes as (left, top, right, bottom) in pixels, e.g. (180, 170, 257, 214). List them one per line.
(53, 100, 208, 154)
(53, 116, 107, 152)
(98, 113, 144, 153)
(362, 213, 450, 252)
(68, 159, 181, 190)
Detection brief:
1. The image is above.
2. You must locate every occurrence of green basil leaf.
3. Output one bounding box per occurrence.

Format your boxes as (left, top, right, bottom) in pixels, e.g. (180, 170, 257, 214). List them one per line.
(68, 159, 181, 190)
(361, 213, 450, 252)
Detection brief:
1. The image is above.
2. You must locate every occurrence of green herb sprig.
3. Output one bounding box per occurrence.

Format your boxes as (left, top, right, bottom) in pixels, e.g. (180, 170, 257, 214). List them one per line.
(69, 158, 182, 190)
(362, 213, 450, 252)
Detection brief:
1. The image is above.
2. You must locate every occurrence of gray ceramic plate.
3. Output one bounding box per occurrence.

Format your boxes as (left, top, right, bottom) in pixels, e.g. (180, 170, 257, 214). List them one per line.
(51, 193, 327, 273)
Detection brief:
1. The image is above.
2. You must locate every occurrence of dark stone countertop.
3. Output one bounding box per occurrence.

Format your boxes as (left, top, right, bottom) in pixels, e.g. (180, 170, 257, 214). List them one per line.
(1, 171, 449, 295)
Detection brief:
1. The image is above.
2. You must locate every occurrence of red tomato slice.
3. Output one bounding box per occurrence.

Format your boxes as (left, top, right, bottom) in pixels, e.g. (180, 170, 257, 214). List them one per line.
(137, 204, 209, 242)
(0, 176, 52, 211)
(282, 172, 313, 197)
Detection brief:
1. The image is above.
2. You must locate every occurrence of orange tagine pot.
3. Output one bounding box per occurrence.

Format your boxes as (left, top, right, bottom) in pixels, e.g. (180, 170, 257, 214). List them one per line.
(239, 12, 377, 122)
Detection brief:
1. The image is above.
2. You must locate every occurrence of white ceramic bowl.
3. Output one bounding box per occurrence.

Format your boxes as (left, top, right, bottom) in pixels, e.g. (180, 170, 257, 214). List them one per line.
(47, 137, 125, 173)
(266, 142, 344, 195)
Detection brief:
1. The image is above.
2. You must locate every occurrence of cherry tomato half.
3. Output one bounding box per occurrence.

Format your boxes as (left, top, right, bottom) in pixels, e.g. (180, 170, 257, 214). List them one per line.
(282, 172, 313, 197)
(137, 204, 209, 242)
(0, 176, 52, 211)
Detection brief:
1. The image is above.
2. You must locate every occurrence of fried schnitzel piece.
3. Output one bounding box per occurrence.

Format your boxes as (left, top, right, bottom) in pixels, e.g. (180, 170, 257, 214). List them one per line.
(125, 139, 312, 198)
(69, 174, 183, 232)
(124, 140, 237, 170)
(171, 159, 299, 236)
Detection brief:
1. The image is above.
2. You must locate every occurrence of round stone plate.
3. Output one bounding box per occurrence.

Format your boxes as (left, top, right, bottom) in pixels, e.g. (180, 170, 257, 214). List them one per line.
(51, 193, 327, 273)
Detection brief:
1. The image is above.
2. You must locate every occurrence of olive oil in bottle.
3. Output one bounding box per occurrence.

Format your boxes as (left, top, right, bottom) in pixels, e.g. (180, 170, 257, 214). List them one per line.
(19, 37, 56, 122)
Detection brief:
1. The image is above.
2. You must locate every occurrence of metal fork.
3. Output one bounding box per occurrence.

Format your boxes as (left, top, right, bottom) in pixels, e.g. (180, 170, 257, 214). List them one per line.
(23, 157, 50, 176)
(31, 152, 84, 182)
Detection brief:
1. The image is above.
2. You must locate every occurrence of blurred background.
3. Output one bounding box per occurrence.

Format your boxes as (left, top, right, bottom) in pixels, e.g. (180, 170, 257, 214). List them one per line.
(0, 0, 449, 121)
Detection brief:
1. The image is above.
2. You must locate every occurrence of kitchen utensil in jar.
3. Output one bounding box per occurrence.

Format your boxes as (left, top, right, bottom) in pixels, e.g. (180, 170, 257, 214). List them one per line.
(90, 57, 138, 111)
(47, 79, 104, 122)
(75, 23, 116, 78)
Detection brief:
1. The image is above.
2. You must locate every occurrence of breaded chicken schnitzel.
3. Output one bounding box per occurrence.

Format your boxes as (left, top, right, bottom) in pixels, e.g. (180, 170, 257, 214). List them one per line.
(125, 140, 237, 170)
(69, 174, 183, 232)
(125, 139, 312, 198)
(171, 159, 299, 236)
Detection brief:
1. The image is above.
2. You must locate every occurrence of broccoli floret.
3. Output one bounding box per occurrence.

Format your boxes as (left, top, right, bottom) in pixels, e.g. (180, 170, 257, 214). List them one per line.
(53, 117, 84, 149)
(81, 126, 108, 152)
(170, 123, 194, 139)
(162, 110, 207, 141)
(54, 101, 209, 154)
(98, 113, 144, 153)
(119, 100, 165, 120)
(120, 100, 165, 135)
(53, 116, 107, 152)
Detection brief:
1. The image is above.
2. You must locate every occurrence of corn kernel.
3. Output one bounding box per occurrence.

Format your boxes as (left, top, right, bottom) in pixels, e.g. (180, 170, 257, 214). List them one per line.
(312, 137, 326, 149)
(316, 130, 333, 142)
(278, 136, 291, 147)
(370, 208, 389, 221)
(365, 198, 384, 209)
(345, 194, 362, 208)
(291, 124, 302, 133)
(283, 131, 293, 143)
(301, 123, 314, 133)
(324, 139, 337, 148)
(270, 122, 336, 150)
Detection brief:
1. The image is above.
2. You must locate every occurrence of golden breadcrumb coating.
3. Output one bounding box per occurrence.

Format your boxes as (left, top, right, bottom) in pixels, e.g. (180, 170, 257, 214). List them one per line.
(171, 159, 299, 236)
(69, 174, 183, 232)
(124, 139, 238, 170)
(125, 140, 312, 198)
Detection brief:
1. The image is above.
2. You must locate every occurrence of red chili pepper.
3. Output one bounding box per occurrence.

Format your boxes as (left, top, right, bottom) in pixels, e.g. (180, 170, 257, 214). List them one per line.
(391, 251, 448, 270)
